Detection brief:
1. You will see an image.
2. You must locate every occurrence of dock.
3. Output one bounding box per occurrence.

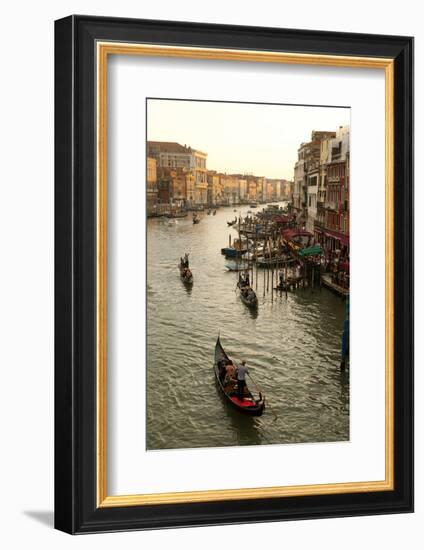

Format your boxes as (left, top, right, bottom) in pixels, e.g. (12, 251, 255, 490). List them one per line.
(321, 274, 349, 298)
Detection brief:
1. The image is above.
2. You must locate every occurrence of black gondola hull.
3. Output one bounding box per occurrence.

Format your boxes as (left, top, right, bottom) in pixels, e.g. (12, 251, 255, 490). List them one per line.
(179, 264, 193, 284)
(214, 337, 265, 416)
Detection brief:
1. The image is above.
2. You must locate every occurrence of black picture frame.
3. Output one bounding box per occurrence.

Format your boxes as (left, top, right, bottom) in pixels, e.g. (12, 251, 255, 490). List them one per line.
(55, 15, 414, 534)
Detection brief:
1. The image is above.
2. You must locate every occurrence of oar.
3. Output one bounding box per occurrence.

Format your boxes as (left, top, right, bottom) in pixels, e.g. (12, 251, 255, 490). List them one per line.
(247, 372, 278, 421)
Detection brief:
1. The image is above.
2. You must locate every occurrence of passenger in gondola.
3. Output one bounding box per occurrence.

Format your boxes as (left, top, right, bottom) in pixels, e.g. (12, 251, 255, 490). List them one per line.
(218, 361, 226, 383)
(224, 361, 236, 385)
(236, 361, 249, 401)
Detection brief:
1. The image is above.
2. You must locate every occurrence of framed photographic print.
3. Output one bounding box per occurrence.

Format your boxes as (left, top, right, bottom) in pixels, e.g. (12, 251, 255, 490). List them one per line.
(54, 15, 413, 533)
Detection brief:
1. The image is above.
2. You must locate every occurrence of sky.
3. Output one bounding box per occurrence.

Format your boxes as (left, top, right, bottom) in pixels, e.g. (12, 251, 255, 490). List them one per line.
(147, 99, 350, 180)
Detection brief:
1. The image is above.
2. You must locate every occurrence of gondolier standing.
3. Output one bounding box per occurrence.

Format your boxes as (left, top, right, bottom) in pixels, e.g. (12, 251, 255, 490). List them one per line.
(236, 361, 248, 401)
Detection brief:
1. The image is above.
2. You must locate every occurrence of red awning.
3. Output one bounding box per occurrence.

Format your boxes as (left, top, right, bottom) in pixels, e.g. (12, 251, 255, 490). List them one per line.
(282, 228, 313, 239)
(273, 214, 293, 223)
(323, 228, 349, 247)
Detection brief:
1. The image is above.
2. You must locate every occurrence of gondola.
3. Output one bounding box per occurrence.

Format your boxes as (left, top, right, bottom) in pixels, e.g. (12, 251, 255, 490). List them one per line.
(238, 285, 258, 307)
(237, 274, 258, 308)
(214, 336, 265, 416)
(274, 282, 289, 292)
(179, 257, 193, 284)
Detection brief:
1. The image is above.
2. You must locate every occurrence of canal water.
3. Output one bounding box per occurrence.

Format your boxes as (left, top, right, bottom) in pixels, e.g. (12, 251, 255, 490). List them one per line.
(146, 204, 349, 450)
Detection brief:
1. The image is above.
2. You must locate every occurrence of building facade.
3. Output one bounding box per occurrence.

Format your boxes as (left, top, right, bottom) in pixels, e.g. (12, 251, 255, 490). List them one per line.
(293, 130, 336, 229)
(313, 126, 350, 258)
(147, 156, 158, 215)
(207, 171, 223, 205)
(147, 141, 208, 205)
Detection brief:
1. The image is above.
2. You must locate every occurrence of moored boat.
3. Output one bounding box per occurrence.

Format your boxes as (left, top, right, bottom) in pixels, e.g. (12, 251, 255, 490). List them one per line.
(224, 259, 251, 271)
(220, 246, 247, 258)
(214, 336, 265, 416)
(165, 210, 188, 219)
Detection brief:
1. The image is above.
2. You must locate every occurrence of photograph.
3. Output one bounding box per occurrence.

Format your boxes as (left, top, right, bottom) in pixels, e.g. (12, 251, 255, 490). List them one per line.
(51, 11, 413, 536)
(146, 98, 351, 450)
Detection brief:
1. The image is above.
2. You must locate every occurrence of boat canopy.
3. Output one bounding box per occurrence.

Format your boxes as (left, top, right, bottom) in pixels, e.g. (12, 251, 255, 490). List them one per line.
(298, 244, 323, 257)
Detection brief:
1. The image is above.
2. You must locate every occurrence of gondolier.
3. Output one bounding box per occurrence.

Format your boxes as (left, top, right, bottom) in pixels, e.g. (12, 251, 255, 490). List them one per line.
(236, 361, 249, 402)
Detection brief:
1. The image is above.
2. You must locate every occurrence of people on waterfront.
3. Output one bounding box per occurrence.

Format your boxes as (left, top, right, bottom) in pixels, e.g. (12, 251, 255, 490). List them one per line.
(236, 361, 249, 401)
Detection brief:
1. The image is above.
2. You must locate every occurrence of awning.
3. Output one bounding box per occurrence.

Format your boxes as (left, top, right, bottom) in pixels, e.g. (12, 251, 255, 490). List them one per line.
(323, 228, 349, 247)
(281, 228, 313, 239)
(299, 244, 323, 257)
(272, 215, 294, 223)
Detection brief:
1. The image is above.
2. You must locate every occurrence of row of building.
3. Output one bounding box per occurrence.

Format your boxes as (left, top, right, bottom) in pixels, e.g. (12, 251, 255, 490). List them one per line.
(292, 126, 350, 258)
(146, 141, 293, 215)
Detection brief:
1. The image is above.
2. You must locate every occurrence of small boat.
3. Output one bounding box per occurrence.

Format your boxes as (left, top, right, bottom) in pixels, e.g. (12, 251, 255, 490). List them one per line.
(166, 211, 188, 219)
(214, 336, 265, 416)
(179, 256, 193, 284)
(192, 213, 200, 224)
(238, 285, 258, 308)
(227, 217, 238, 227)
(237, 274, 258, 308)
(224, 260, 251, 271)
(274, 282, 290, 292)
(256, 257, 281, 268)
(220, 247, 247, 258)
(249, 203, 258, 208)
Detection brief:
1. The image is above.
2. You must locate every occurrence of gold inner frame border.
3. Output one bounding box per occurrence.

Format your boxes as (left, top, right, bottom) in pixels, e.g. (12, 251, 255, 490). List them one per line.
(96, 42, 394, 508)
